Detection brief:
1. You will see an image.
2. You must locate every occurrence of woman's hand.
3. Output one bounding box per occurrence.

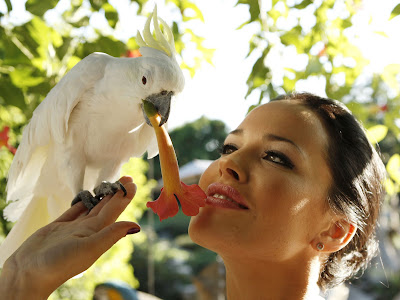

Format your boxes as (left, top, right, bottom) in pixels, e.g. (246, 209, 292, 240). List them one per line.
(0, 176, 140, 300)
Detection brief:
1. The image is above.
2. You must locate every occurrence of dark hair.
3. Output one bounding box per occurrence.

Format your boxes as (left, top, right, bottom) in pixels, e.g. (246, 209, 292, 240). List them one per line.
(273, 92, 386, 290)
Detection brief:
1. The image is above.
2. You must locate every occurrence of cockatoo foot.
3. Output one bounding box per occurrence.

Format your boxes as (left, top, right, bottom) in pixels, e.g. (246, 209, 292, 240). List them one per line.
(71, 181, 127, 211)
(93, 180, 127, 199)
(71, 190, 99, 210)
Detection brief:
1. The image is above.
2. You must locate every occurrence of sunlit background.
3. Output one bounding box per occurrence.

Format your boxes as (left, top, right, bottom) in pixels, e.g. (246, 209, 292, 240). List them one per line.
(4, 0, 399, 131)
(1, 0, 400, 299)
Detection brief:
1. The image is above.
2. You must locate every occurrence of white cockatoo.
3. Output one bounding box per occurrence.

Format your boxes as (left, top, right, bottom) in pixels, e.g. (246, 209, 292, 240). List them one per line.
(0, 6, 184, 266)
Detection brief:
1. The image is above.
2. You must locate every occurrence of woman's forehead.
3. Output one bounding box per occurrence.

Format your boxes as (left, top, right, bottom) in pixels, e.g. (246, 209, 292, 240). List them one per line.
(243, 100, 318, 127)
(237, 100, 330, 150)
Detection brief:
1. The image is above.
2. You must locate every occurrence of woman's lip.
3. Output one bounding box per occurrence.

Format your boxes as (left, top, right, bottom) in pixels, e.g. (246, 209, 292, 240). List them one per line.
(206, 183, 249, 209)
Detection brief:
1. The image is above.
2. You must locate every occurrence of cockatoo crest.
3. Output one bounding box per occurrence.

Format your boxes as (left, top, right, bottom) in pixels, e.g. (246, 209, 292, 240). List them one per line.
(136, 5, 176, 57)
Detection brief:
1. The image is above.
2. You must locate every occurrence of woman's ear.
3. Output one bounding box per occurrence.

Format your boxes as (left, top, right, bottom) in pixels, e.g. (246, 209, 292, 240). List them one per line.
(313, 220, 357, 253)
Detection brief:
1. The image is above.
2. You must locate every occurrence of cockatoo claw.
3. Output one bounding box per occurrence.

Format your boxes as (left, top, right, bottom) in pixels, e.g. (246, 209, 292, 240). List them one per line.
(71, 180, 127, 211)
(117, 181, 127, 197)
(93, 181, 126, 198)
(71, 190, 98, 211)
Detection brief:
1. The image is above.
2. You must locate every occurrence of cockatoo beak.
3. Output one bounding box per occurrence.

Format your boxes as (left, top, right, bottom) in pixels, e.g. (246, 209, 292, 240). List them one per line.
(142, 91, 173, 127)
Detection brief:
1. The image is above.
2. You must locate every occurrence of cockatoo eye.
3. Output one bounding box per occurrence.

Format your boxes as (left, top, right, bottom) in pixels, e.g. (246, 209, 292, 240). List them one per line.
(142, 76, 147, 85)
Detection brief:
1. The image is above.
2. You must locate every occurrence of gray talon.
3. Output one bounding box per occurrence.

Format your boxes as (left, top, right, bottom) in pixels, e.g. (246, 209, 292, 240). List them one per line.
(93, 181, 120, 199)
(71, 190, 97, 211)
(72, 180, 126, 211)
(117, 181, 127, 197)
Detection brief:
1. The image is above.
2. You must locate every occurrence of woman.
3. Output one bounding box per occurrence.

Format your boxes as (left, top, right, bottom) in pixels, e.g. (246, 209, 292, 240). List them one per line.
(189, 93, 385, 299)
(0, 93, 385, 299)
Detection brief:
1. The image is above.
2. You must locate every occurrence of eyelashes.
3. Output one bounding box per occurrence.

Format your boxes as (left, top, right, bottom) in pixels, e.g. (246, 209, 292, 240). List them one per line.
(219, 143, 295, 170)
(219, 143, 237, 155)
(263, 151, 294, 169)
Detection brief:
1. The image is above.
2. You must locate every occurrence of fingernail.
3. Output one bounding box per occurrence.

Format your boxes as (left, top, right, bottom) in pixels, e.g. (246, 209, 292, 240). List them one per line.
(127, 227, 141, 235)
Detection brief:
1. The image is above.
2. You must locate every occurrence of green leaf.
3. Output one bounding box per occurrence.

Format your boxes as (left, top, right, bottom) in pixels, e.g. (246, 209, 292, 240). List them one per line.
(5, 0, 12, 12)
(366, 124, 388, 143)
(11, 23, 40, 58)
(9, 66, 44, 88)
(67, 55, 81, 70)
(305, 56, 323, 75)
(27, 80, 52, 96)
(237, 20, 250, 30)
(55, 37, 73, 59)
(244, 46, 272, 97)
(0, 75, 25, 110)
(89, 0, 106, 11)
(283, 76, 296, 92)
(280, 26, 303, 52)
(384, 178, 397, 196)
(133, 0, 145, 14)
(171, 21, 180, 44)
(387, 154, 400, 184)
(341, 17, 352, 29)
(389, 3, 400, 20)
(126, 37, 139, 50)
(236, 0, 260, 23)
(267, 8, 281, 22)
(77, 36, 126, 58)
(294, 0, 312, 9)
(0, 28, 31, 65)
(68, 15, 90, 27)
(374, 31, 389, 38)
(102, 2, 118, 29)
(25, 0, 58, 17)
(181, 1, 204, 22)
(382, 63, 400, 92)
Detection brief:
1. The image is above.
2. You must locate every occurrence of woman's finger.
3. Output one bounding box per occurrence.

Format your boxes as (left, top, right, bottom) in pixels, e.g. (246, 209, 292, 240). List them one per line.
(118, 176, 136, 199)
(84, 221, 140, 260)
(54, 201, 87, 222)
(87, 194, 113, 217)
(94, 181, 137, 228)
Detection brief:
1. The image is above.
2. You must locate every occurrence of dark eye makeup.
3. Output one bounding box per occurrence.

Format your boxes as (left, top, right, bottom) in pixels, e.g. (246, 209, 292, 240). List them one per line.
(263, 151, 294, 169)
(219, 143, 295, 170)
(220, 143, 237, 155)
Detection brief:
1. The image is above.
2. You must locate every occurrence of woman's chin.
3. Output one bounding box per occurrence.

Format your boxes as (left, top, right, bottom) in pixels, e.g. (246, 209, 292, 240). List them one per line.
(189, 207, 237, 254)
(189, 207, 219, 249)
(188, 209, 207, 242)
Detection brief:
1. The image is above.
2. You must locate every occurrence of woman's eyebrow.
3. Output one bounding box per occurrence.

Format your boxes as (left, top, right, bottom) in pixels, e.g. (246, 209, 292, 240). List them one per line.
(264, 133, 305, 156)
(228, 129, 243, 136)
(229, 129, 304, 156)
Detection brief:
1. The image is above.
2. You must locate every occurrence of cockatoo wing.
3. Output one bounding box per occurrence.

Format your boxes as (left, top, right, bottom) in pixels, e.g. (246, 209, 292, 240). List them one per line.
(5, 53, 112, 218)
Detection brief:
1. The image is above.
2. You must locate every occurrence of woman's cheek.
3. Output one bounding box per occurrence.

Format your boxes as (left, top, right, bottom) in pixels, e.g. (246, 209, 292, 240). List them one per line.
(198, 160, 219, 191)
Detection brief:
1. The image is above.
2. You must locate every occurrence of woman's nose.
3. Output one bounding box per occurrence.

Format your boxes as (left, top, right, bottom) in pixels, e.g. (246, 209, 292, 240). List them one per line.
(218, 155, 248, 183)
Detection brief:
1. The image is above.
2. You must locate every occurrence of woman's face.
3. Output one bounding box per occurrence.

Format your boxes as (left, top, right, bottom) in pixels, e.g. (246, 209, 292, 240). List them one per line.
(189, 100, 334, 262)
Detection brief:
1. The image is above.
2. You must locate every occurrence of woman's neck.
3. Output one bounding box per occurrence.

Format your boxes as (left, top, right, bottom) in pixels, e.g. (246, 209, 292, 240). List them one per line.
(222, 255, 322, 300)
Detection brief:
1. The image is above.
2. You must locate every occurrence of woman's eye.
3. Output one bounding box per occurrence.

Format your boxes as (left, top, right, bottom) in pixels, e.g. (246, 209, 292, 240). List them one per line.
(220, 144, 237, 155)
(264, 151, 294, 169)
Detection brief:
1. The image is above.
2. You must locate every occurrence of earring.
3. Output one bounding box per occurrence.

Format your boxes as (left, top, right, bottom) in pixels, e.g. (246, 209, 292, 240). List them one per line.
(316, 243, 324, 251)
